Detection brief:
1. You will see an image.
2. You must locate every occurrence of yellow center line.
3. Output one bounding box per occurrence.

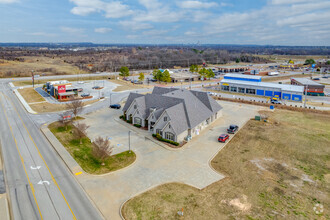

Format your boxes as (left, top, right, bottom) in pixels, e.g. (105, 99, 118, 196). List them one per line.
(3, 93, 77, 220)
(0, 93, 43, 219)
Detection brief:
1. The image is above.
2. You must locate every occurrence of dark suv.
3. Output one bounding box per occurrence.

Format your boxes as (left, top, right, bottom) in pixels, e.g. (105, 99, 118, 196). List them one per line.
(110, 104, 121, 109)
(227, 125, 239, 134)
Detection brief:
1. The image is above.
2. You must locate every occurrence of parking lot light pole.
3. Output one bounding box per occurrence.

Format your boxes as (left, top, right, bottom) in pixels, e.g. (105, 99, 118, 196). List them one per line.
(109, 92, 112, 105)
(128, 131, 131, 153)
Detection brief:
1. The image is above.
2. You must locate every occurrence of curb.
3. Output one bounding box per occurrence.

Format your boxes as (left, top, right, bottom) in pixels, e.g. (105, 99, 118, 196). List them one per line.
(13, 89, 37, 114)
(39, 124, 106, 220)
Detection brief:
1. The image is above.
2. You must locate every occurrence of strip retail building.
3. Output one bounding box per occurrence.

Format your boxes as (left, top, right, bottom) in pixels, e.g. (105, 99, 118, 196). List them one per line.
(220, 74, 304, 102)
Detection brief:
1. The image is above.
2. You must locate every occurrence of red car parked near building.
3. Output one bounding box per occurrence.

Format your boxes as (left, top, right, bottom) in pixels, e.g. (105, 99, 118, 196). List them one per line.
(218, 134, 229, 143)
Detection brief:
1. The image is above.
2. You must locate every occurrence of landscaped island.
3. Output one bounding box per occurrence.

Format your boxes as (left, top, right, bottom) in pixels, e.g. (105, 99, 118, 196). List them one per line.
(49, 121, 136, 175)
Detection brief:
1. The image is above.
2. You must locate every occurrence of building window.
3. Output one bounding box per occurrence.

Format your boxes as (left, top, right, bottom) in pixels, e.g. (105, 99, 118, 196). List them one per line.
(164, 116, 167, 121)
(169, 124, 171, 129)
(238, 87, 245, 93)
(165, 132, 175, 141)
(221, 85, 229, 91)
(134, 105, 137, 109)
(246, 88, 256, 94)
(156, 129, 162, 136)
(230, 87, 237, 92)
(134, 117, 142, 125)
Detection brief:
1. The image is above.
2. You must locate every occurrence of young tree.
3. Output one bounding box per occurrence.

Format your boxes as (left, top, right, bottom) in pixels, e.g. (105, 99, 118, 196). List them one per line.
(138, 72, 145, 81)
(199, 68, 207, 80)
(326, 60, 330, 65)
(236, 58, 240, 63)
(59, 112, 72, 130)
(92, 136, 113, 162)
(189, 64, 199, 73)
(75, 122, 90, 144)
(66, 98, 83, 119)
(305, 59, 316, 65)
(161, 70, 171, 83)
(153, 69, 163, 82)
(119, 66, 130, 78)
(206, 69, 215, 80)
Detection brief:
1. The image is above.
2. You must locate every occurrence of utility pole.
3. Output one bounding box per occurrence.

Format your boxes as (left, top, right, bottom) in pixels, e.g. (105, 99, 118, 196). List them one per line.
(109, 92, 112, 105)
(32, 70, 34, 88)
(304, 85, 308, 107)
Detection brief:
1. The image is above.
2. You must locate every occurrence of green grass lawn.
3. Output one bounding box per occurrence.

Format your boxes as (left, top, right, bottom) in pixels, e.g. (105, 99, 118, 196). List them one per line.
(49, 122, 136, 174)
(122, 110, 330, 220)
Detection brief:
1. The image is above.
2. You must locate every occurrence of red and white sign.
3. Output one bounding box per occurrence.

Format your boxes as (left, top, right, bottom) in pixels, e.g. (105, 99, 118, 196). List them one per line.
(58, 85, 66, 93)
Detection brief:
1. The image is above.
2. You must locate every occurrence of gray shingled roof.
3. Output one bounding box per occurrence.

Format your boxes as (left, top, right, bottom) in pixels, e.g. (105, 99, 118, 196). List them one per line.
(165, 103, 189, 135)
(163, 89, 214, 128)
(152, 87, 178, 95)
(190, 90, 223, 113)
(123, 87, 222, 134)
(123, 93, 145, 112)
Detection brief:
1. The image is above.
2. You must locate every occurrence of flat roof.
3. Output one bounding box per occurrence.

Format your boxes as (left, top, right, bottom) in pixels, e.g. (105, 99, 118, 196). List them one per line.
(170, 72, 199, 78)
(291, 78, 324, 86)
(58, 92, 75, 96)
(221, 79, 304, 93)
(224, 74, 262, 80)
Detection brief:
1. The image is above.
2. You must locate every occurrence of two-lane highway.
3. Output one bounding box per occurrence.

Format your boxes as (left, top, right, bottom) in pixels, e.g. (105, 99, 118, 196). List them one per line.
(0, 82, 103, 220)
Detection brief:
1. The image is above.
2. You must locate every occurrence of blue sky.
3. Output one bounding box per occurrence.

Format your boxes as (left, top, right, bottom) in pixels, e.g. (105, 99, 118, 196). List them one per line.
(0, 0, 330, 45)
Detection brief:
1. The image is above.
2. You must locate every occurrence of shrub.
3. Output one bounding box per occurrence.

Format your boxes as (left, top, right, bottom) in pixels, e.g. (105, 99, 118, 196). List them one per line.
(152, 133, 179, 146)
(119, 115, 124, 120)
(133, 124, 141, 128)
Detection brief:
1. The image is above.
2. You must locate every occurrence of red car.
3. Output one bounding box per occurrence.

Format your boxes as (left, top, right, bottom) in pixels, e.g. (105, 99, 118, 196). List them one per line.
(218, 134, 229, 143)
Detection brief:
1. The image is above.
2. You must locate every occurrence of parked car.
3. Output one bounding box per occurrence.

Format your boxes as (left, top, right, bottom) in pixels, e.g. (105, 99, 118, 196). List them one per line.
(322, 76, 328, 79)
(77, 81, 84, 84)
(92, 86, 101, 89)
(227, 125, 239, 134)
(271, 100, 282, 104)
(110, 104, 121, 109)
(149, 78, 157, 82)
(218, 134, 229, 143)
(134, 81, 143, 84)
(81, 93, 90, 97)
(313, 78, 320, 80)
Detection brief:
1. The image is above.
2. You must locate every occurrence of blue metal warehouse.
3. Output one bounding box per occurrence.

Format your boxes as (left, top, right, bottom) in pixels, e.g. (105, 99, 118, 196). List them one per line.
(220, 74, 304, 102)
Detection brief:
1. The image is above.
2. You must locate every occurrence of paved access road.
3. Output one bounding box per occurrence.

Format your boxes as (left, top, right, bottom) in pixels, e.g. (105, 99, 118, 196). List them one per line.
(0, 82, 103, 220)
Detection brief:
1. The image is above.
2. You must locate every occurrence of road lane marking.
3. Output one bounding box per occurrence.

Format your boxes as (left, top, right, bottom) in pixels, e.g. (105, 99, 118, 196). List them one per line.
(38, 180, 50, 185)
(5, 93, 77, 220)
(30, 166, 41, 170)
(0, 93, 43, 219)
(75, 172, 82, 176)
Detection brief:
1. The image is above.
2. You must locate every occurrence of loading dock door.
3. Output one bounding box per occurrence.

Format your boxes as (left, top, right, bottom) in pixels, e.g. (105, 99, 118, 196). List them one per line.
(292, 94, 302, 102)
(265, 90, 273, 97)
(274, 91, 281, 98)
(256, 90, 264, 96)
(282, 93, 291, 100)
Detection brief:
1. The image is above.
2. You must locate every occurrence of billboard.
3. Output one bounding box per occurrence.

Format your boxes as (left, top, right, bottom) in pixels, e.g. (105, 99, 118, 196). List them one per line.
(58, 85, 66, 93)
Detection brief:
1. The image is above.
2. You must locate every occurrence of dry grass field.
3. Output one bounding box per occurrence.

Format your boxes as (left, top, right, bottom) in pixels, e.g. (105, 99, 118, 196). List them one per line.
(122, 110, 330, 220)
(256, 55, 328, 63)
(17, 87, 45, 103)
(0, 56, 85, 78)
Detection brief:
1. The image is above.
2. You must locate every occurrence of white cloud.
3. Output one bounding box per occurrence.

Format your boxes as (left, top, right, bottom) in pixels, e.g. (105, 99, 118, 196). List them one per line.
(27, 32, 57, 37)
(94, 27, 112, 33)
(177, 1, 218, 9)
(60, 26, 84, 34)
(119, 20, 153, 31)
(70, 0, 133, 18)
(0, 0, 18, 3)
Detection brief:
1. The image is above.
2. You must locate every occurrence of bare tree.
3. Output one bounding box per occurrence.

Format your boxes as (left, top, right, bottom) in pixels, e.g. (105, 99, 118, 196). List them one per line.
(58, 112, 72, 130)
(75, 122, 90, 144)
(66, 98, 83, 119)
(92, 136, 113, 162)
